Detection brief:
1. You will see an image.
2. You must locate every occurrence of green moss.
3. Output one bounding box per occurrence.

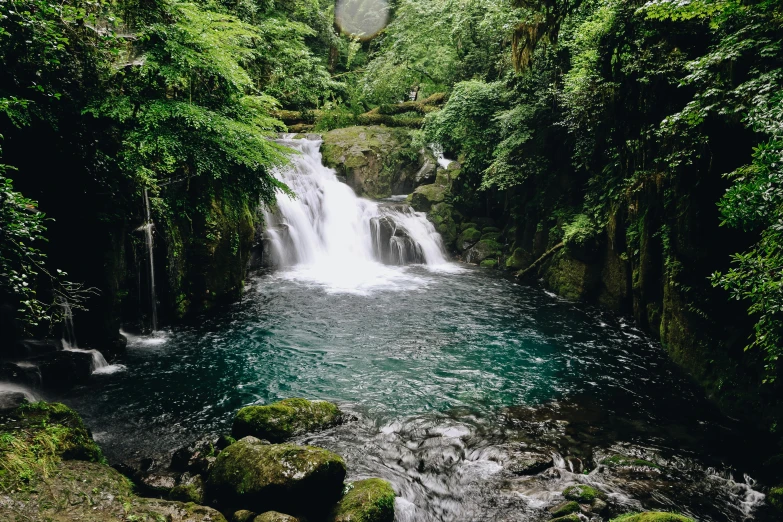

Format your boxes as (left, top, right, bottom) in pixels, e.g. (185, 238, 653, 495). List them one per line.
(551, 515, 580, 522)
(460, 222, 478, 231)
(0, 401, 104, 490)
(480, 259, 498, 268)
(482, 226, 501, 234)
(207, 437, 346, 515)
(601, 455, 661, 469)
(232, 398, 341, 442)
(458, 228, 482, 250)
(481, 232, 501, 242)
(170, 482, 204, 504)
(610, 513, 694, 522)
(506, 247, 528, 270)
(330, 478, 395, 522)
(408, 184, 447, 212)
(563, 484, 601, 502)
(768, 486, 783, 510)
(232, 510, 257, 522)
(551, 501, 580, 517)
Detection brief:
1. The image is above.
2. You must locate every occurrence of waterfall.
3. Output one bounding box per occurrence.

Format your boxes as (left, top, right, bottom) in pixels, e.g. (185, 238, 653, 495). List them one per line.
(262, 135, 449, 292)
(60, 300, 123, 374)
(142, 188, 158, 332)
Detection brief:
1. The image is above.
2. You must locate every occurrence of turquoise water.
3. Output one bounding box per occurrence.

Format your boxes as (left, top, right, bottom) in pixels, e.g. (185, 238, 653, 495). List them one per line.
(59, 265, 768, 521)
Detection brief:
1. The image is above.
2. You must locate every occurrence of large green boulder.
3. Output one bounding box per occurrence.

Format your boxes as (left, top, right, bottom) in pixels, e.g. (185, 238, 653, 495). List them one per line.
(610, 513, 694, 522)
(457, 228, 482, 252)
(321, 126, 426, 199)
(206, 437, 347, 516)
(232, 398, 342, 442)
(408, 183, 447, 212)
(330, 478, 396, 522)
(465, 239, 502, 264)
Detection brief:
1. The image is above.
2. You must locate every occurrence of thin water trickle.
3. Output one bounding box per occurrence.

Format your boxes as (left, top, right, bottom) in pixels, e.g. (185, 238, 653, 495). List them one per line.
(142, 188, 158, 332)
(60, 299, 125, 374)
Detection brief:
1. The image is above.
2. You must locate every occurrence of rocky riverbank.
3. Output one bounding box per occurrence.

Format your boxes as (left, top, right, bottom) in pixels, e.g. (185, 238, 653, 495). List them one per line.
(1, 392, 745, 521)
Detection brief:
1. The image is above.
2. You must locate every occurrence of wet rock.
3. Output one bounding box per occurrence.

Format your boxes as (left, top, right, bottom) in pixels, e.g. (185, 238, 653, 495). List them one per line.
(233, 510, 257, 522)
(591, 497, 608, 514)
(563, 484, 602, 502)
(611, 513, 694, 522)
(0, 390, 29, 412)
(457, 228, 482, 252)
(601, 454, 661, 470)
(28, 350, 93, 390)
(549, 500, 580, 517)
(138, 471, 178, 496)
(408, 183, 447, 212)
(9, 338, 61, 359)
(480, 259, 498, 269)
(371, 216, 424, 265)
(321, 126, 425, 198)
(550, 515, 580, 522)
(329, 478, 395, 522)
(255, 512, 300, 522)
(465, 239, 503, 264)
(232, 398, 342, 443)
(206, 436, 346, 516)
(171, 435, 224, 473)
(170, 473, 206, 504)
(506, 450, 552, 475)
(0, 361, 42, 388)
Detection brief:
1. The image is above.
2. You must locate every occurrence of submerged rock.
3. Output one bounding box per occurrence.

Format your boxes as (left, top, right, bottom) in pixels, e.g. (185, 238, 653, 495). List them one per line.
(206, 436, 346, 515)
(563, 484, 602, 502)
(330, 478, 396, 522)
(232, 398, 342, 442)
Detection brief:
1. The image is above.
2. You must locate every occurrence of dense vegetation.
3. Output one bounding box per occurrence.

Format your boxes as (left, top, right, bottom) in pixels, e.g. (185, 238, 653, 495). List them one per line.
(1, 0, 782, 451)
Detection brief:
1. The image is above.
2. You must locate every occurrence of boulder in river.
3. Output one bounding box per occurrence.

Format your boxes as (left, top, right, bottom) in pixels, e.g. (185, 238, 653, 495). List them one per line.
(505, 450, 552, 475)
(329, 478, 396, 522)
(549, 500, 580, 518)
(563, 484, 603, 503)
(169, 472, 206, 504)
(206, 436, 346, 515)
(28, 349, 93, 390)
(232, 398, 342, 442)
(465, 239, 503, 264)
(0, 389, 29, 412)
(408, 183, 447, 212)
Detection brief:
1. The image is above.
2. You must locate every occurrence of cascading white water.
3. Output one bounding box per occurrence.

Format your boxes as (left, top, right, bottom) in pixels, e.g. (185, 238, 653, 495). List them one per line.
(141, 188, 158, 331)
(60, 300, 124, 375)
(263, 135, 451, 293)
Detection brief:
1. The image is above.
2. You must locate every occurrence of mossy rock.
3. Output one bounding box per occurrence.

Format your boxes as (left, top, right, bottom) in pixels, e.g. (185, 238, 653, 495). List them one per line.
(233, 510, 258, 522)
(170, 474, 206, 504)
(428, 202, 460, 249)
(480, 232, 501, 242)
(550, 500, 580, 517)
(551, 515, 580, 522)
(601, 455, 661, 469)
(206, 437, 346, 516)
(0, 459, 227, 521)
(610, 513, 694, 522)
(330, 478, 395, 522)
(506, 247, 529, 270)
(465, 239, 502, 264)
(457, 228, 482, 252)
(543, 250, 600, 300)
(769, 485, 783, 510)
(0, 401, 104, 491)
(408, 183, 447, 212)
(321, 126, 421, 199)
(482, 226, 501, 233)
(480, 259, 498, 269)
(233, 398, 342, 442)
(563, 484, 601, 502)
(460, 222, 478, 231)
(255, 511, 300, 522)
